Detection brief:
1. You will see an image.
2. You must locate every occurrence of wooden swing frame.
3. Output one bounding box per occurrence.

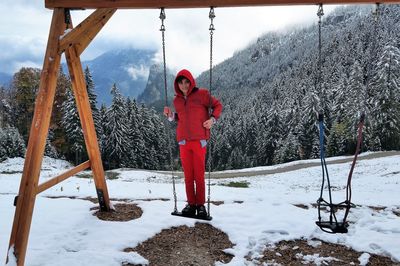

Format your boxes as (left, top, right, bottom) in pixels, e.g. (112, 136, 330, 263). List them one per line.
(6, 0, 398, 265)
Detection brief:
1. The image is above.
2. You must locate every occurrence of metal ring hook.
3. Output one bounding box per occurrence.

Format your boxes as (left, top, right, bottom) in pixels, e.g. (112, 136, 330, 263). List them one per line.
(159, 8, 166, 31)
(372, 3, 380, 22)
(64, 8, 71, 28)
(209, 7, 215, 31)
(317, 4, 324, 20)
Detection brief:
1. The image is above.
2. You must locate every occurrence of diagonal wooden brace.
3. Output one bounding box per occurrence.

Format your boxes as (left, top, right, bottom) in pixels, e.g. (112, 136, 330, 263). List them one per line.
(59, 8, 116, 55)
(65, 45, 111, 211)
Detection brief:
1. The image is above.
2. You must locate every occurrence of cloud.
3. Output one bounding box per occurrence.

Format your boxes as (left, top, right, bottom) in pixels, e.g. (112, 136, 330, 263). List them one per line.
(126, 64, 149, 80)
(0, 36, 46, 74)
(0, 3, 341, 77)
(0, 2, 51, 74)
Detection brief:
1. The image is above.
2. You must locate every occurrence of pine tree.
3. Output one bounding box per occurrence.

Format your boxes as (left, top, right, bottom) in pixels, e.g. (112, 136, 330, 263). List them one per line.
(326, 121, 352, 156)
(227, 146, 247, 169)
(256, 85, 283, 165)
(339, 60, 366, 154)
(298, 87, 320, 159)
(84, 66, 103, 142)
(212, 117, 232, 170)
(51, 67, 70, 158)
(149, 109, 169, 170)
(103, 84, 130, 169)
(0, 87, 12, 128)
(274, 131, 300, 163)
(61, 88, 85, 164)
(45, 129, 59, 158)
(0, 127, 26, 161)
(99, 104, 108, 155)
(139, 105, 158, 169)
(126, 97, 145, 168)
(369, 44, 400, 150)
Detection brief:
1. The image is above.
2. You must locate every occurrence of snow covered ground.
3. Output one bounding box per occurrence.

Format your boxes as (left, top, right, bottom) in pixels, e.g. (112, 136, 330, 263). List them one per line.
(1, 154, 399, 265)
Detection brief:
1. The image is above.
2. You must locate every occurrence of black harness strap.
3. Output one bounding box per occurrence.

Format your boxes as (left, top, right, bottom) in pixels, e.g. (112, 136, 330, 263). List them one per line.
(316, 114, 364, 234)
(315, 4, 366, 234)
(316, 114, 348, 234)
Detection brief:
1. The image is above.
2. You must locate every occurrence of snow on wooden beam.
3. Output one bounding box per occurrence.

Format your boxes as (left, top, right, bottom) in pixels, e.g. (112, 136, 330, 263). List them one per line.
(45, 0, 400, 9)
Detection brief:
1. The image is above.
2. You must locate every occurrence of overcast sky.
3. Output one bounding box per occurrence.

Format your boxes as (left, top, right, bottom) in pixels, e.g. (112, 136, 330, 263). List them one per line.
(0, 1, 342, 77)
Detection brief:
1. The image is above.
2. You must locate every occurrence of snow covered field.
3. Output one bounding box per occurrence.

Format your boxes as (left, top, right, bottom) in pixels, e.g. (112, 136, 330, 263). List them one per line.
(1, 154, 399, 265)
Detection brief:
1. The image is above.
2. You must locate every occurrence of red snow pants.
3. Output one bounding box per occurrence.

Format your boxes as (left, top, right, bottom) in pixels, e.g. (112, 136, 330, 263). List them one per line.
(179, 140, 207, 206)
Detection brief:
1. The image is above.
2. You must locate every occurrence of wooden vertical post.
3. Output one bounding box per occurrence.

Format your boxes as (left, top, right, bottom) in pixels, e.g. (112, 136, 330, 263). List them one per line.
(6, 8, 114, 265)
(65, 45, 111, 211)
(6, 8, 66, 266)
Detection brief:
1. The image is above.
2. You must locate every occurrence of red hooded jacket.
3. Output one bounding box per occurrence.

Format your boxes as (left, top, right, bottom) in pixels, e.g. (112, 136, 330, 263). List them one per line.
(173, 69, 222, 142)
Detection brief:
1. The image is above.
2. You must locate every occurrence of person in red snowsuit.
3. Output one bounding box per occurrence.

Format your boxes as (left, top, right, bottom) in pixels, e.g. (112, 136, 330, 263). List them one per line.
(164, 69, 222, 217)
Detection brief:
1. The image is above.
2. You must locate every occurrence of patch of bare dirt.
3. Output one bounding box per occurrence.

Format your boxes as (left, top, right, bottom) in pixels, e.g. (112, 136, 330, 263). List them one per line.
(366, 206, 400, 217)
(122, 222, 234, 266)
(46, 195, 133, 204)
(91, 203, 143, 221)
(138, 198, 170, 202)
(368, 205, 387, 212)
(83, 196, 170, 204)
(46, 195, 80, 200)
(211, 200, 224, 206)
(294, 204, 309, 209)
(248, 239, 399, 265)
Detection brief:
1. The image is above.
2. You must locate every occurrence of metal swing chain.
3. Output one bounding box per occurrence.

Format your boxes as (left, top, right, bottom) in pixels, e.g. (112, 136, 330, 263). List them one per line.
(316, 5, 331, 210)
(316, 4, 347, 233)
(372, 3, 381, 24)
(64, 8, 71, 29)
(206, 7, 216, 216)
(316, 4, 342, 233)
(160, 8, 169, 107)
(159, 8, 178, 213)
(365, 3, 380, 108)
(317, 4, 324, 104)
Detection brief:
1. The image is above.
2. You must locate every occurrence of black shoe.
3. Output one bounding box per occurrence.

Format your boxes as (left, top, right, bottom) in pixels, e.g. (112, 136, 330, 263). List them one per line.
(181, 204, 196, 216)
(197, 205, 208, 218)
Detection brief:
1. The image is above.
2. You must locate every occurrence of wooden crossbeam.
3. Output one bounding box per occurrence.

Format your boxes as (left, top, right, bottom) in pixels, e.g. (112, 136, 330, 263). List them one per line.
(59, 8, 116, 55)
(36, 161, 91, 194)
(46, 0, 400, 9)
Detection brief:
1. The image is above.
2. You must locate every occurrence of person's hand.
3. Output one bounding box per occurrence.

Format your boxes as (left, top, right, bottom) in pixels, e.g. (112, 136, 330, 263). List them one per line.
(164, 107, 172, 118)
(203, 118, 214, 129)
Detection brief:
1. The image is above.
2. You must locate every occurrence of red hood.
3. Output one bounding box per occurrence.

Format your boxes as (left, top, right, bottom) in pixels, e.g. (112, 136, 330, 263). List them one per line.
(174, 69, 196, 96)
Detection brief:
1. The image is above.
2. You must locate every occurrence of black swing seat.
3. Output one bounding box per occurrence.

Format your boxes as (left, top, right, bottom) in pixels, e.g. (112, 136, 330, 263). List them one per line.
(171, 211, 212, 221)
(316, 221, 348, 234)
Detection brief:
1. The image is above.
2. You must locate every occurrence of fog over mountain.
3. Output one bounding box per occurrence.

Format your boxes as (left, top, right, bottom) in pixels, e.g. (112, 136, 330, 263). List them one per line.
(74, 48, 158, 106)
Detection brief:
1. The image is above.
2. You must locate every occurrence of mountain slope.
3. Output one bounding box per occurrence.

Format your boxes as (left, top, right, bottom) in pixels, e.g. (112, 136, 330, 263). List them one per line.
(137, 63, 175, 105)
(80, 48, 157, 106)
(193, 4, 400, 170)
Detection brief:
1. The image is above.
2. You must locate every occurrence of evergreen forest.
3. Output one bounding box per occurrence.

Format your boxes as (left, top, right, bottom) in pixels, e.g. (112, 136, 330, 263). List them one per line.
(1, 4, 400, 171)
